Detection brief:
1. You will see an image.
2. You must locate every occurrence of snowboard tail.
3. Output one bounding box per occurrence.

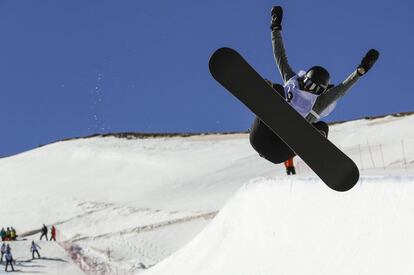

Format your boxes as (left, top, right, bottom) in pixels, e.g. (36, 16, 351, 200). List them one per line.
(209, 47, 359, 192)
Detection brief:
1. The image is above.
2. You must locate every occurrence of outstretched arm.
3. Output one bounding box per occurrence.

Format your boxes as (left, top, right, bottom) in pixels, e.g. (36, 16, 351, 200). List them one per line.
(306, 71, 360, 122)
(306, 49, 379, 122)
(270, 6, 295, 84)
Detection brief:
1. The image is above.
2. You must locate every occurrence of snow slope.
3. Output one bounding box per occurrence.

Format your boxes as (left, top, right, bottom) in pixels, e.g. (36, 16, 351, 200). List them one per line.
(144, 176, 414, 275)
(0, 113, 413, 274)
(0, 240, 83, 274)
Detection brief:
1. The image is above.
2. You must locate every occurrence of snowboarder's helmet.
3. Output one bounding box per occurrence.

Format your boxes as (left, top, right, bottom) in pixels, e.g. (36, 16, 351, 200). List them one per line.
(302, 66, 330, 95)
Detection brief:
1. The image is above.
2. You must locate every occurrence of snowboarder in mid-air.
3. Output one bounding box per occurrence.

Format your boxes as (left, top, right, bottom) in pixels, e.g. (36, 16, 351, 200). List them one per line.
(249, 6, 379, 164)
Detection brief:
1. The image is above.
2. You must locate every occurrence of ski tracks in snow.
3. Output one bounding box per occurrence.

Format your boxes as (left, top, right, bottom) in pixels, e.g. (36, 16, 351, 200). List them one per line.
(52, 199, 217, 274)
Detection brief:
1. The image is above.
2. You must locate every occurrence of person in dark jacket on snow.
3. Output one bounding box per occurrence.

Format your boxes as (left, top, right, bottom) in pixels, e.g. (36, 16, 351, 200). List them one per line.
(40, 224, 48, 241)
(249, 6, 379, 164)
(0, 228, 6, 241)
(0, 242, 6, 263)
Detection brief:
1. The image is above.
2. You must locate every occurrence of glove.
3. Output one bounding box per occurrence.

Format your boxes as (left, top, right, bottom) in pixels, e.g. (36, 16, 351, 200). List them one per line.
(357, 49, 379, 76)
(270, 6, 283, 31)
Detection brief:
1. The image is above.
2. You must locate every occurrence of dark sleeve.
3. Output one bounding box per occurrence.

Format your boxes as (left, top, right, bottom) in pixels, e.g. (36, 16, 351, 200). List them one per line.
(271, 30, 296, 84)
(306, 70, 361, 122)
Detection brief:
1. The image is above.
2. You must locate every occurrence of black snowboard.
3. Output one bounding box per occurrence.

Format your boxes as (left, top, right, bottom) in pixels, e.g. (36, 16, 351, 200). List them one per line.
(209, 47, 359, 192)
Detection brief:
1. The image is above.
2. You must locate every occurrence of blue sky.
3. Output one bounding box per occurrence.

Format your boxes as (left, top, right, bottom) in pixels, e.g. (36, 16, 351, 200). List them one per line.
(0, 0, 413, 156)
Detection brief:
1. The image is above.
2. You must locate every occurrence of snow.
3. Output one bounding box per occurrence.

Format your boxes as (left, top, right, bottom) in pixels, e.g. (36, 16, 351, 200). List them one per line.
(144, 176, 414, 275)
(0, 113, 413, 274)
(1, 240, 83, 274)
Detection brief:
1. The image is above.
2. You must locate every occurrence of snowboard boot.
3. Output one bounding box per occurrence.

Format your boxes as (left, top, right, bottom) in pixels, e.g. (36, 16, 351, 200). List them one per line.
(312, 121, 329, 138)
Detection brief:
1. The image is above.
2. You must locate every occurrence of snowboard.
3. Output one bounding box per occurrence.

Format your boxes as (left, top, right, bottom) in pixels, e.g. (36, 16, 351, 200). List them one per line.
(208, 47, 359, 192)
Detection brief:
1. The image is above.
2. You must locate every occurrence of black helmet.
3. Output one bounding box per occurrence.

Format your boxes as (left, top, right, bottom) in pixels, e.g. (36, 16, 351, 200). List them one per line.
(301, 66, 330, 95)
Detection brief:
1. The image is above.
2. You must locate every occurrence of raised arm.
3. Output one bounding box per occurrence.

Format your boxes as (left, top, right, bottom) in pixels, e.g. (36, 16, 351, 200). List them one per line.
(270, 6, 295, 84)
(306, 49, 380, 122)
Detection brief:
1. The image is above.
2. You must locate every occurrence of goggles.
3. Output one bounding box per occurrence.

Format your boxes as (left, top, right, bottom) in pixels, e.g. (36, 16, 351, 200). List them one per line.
(302, 77, 328, 95)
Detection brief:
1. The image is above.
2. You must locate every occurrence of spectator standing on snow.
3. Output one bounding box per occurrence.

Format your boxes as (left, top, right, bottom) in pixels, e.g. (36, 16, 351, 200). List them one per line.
(0, 228, 6, 241)
(0, 242, 6, 263)
(284, 157, 296, 175)
(6, 244, 11, 253)
(10, 227, 17, 241)
(4, 250, 15, 272)
(50, 226, 56, 241)
(40, 224, 48, 241)
(5, 228, 11, 241)
(31, 241, 41, 259)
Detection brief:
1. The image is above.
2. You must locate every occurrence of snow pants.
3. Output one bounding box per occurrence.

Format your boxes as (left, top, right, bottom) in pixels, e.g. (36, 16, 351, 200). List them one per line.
(40, 232, 48, 241)
(286, 166, 296, 175)
(32, 250, 40, 259)
(5, 260, 14, 271)
(249, 117, 329, 164)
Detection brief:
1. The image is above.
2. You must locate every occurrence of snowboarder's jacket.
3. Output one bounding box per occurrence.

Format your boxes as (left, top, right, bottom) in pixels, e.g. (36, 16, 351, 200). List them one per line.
(283, 71, 336, 118)
(0, 243, 5, 253)
(31, 242, 41, 252)
(284, 158, 294, 168)
(271, 30, 362, 122)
